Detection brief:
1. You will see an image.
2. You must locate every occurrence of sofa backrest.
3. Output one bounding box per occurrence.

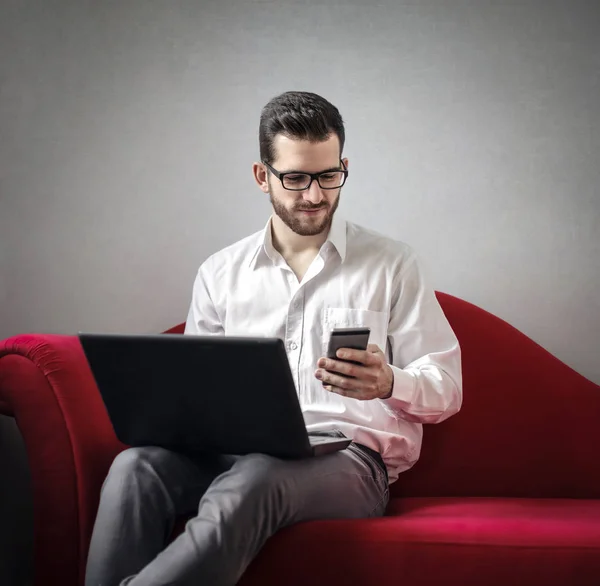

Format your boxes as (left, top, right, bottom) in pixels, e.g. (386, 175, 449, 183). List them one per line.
(391, 291, 600, 499)
(170, 293, 600, 499)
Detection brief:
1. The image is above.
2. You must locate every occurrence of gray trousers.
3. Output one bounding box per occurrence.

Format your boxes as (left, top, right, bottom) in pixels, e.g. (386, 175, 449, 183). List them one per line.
(85, 439, 389, 586)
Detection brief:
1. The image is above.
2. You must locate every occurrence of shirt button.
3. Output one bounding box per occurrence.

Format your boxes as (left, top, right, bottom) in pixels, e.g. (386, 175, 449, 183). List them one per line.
(289, 342, 298, 351)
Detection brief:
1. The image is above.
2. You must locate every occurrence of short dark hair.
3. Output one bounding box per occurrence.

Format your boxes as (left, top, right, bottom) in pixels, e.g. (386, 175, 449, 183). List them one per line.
(259, 91, 345, 164)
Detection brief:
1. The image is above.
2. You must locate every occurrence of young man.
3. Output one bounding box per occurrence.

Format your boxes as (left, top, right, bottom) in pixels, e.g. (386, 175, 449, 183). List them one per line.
(86, 91, 462, 586)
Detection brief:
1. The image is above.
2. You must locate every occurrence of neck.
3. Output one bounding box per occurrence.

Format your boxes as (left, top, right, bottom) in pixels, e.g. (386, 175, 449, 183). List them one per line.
(270, 215, 330, 259)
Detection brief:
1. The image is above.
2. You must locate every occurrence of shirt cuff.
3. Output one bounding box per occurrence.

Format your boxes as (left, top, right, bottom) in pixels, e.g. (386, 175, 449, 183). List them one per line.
(380, 364, 416, 408)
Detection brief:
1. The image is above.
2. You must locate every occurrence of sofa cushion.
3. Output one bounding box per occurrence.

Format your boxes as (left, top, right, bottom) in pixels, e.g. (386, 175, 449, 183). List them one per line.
(385, 496, 600, 546)
(240, 496, 600, 585)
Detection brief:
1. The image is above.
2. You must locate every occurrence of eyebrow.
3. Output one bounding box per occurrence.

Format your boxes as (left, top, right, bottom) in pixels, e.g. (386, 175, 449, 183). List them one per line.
(280, 166, 342, 175)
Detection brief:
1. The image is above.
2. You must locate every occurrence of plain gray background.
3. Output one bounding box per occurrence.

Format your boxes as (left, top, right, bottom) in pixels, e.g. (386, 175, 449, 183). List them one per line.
(1, 0, 599, 382)
(0, 1, 599, 584)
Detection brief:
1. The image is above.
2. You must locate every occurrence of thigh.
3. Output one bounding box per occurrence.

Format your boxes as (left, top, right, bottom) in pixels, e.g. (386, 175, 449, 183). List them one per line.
(110, 446, 237, 517)
(288, 445, 389, 523)
(228, 445, 389, 526)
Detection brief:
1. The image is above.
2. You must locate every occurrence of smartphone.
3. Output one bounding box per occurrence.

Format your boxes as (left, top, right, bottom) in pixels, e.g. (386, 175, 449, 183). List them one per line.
(326, 327, 371, 367)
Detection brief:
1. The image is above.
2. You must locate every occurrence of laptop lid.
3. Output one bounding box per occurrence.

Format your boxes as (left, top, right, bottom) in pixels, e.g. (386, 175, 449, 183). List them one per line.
(79, 333, 314, 459)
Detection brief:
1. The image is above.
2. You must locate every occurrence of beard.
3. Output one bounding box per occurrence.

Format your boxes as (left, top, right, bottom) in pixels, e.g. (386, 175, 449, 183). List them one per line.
(269, 182, 341, 237)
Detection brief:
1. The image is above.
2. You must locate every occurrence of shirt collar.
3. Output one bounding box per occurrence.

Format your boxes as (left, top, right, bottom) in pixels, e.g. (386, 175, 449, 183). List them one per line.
(326, 211, 347, 262)
(248, 218, 277, 270)
(248, 212, 347, 269)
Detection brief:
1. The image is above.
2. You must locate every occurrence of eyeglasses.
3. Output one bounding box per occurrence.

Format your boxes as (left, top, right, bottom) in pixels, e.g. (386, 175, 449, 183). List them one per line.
(262, 160, 348, 191)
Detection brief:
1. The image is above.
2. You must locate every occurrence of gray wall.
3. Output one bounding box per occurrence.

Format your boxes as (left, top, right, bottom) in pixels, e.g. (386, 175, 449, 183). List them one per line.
(0, 1, 598, 584)
(3, 0, 599, 385)
(1, 1, 599, 383)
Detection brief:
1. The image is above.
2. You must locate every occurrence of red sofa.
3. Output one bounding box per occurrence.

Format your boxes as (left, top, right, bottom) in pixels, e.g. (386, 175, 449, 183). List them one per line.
(1, 292, 599, 586)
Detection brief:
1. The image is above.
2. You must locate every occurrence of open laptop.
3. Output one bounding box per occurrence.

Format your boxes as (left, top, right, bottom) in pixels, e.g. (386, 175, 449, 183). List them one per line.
(79, 333, 351, 459)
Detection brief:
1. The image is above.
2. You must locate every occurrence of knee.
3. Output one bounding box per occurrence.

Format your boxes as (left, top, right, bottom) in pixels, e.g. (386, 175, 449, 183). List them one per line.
(110, 446, 148, 474)
(104, 446, 160, 490)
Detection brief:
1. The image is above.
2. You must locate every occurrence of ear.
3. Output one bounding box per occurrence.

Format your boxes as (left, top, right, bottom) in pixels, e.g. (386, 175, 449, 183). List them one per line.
(342, 157, 349, 170)
(252, 162, 269, 193)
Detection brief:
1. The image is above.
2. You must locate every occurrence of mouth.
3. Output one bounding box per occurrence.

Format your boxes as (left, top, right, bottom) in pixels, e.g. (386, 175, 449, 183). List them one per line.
(297, 207, 326, 215)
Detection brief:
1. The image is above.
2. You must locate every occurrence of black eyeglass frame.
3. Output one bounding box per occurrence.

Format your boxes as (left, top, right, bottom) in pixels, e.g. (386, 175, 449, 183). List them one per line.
(262, 160, 348, 191)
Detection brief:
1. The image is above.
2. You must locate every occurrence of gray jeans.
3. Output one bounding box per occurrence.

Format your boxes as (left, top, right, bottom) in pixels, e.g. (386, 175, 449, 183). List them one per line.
(85, 438, 389, 586)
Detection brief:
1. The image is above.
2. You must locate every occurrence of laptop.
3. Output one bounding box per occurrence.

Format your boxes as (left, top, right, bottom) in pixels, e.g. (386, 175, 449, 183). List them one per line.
(79, 333, 351, 459)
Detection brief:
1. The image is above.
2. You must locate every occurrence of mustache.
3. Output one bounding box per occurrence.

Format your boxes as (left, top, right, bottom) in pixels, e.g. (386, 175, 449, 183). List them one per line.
(295, 204, 328, 211)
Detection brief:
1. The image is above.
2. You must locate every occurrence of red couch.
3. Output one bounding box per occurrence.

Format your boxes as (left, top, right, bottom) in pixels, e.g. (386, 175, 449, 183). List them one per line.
(1, 292, 599, 586)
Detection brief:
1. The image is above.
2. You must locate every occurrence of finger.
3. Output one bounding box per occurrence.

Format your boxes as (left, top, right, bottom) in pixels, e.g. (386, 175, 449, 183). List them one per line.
(317, 358, 359, 377)
(367, 343, 384, 355)
(336, 348, 378, 366)
(326, 384, 369, 399)
(317, 369, 361, 390)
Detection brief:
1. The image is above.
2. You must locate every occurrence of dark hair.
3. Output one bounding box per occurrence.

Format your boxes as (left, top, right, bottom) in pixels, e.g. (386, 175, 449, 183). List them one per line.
(259, 91, 345, 164)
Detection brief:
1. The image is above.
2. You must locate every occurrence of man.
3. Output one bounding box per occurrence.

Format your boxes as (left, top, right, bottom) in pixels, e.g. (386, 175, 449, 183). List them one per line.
(86, 91, 462, 586)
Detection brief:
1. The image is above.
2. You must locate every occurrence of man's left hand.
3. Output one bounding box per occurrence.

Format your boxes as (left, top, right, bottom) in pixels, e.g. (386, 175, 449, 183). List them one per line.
(315, 344, 394, 400)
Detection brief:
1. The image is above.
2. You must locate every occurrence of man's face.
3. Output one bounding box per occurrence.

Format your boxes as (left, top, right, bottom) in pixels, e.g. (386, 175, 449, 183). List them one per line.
(265, 134, 346, 237)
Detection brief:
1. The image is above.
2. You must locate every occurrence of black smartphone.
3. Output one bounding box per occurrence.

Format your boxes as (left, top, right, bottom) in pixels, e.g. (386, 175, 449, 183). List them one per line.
(326, 327, 371, 367)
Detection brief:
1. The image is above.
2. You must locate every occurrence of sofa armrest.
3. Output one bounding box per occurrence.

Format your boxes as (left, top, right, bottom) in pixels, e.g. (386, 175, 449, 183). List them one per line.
(0, 334, 125, 586)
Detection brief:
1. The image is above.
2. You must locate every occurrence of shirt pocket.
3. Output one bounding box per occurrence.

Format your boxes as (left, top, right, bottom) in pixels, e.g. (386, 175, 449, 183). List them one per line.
(322, 308, 389, 357)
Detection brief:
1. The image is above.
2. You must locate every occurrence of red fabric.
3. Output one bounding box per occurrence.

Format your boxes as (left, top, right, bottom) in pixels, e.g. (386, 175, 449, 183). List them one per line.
(395, 292, 600, 500)
(241, 497, 600, 585)
(0, 335, 125, 586)
(1, 292, 600, 586)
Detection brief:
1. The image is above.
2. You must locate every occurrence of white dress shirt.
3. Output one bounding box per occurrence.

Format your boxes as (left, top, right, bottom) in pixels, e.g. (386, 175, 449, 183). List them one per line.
(185, 213, 462, 483)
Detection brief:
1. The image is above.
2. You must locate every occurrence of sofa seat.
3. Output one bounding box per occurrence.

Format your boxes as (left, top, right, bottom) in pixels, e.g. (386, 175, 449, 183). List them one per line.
(240, 496, 600, 586)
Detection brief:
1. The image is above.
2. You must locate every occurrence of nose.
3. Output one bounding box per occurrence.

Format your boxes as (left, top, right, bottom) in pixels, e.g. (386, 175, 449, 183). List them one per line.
(302, 179, 325, 205)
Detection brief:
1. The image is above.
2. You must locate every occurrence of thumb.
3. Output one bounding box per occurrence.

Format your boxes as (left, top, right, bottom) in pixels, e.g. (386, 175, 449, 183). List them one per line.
(367, 343, 384, 355)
